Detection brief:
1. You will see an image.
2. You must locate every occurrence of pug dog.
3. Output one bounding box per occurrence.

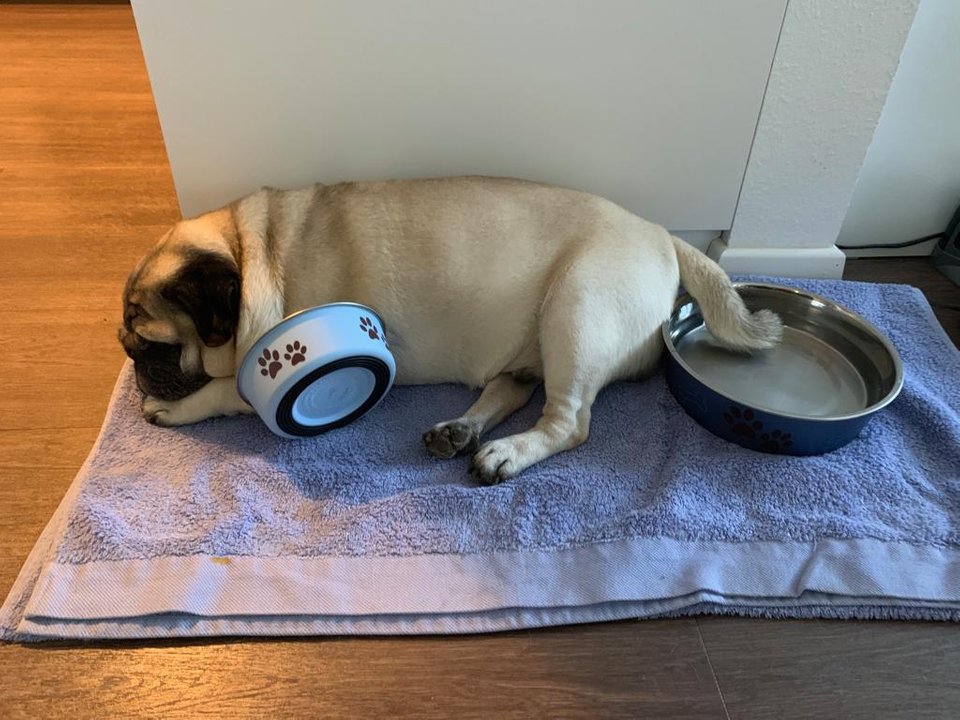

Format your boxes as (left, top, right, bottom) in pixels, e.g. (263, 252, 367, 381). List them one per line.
(119, 176, 781, 483)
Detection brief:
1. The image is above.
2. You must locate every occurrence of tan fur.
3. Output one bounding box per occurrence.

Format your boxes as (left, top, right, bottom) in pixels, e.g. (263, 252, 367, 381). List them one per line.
(123, 176, 781, 483)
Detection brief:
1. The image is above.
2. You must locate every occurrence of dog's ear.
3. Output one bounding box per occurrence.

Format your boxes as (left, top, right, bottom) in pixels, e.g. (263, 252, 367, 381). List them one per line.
(162, 252, 240, 347)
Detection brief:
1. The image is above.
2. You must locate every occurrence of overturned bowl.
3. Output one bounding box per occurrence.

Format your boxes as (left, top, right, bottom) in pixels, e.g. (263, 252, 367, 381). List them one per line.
(662, 283, 903, 455)
(237, 303, 395, 439)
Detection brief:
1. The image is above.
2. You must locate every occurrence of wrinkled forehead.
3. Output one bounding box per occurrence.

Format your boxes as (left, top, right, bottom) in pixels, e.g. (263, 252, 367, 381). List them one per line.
(125, 215, 232, 301)
(121, 234, 184, 342)
(167, 214, 234, 255)
(124, 228, 169, 291)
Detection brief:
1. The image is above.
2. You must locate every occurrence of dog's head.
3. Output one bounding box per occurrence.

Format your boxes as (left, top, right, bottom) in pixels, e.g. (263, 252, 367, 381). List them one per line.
(119, 211, 240, 400)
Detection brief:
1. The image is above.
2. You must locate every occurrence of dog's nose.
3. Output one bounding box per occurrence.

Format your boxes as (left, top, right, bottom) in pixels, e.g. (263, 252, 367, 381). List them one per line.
(117, 326, 144, 358)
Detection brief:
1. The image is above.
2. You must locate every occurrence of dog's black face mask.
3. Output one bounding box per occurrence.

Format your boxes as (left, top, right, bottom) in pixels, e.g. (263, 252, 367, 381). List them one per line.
(119, 329, 211, 401)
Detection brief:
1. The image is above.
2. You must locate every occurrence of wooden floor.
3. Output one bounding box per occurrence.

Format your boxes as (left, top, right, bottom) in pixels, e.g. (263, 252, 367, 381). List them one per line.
(1, 5, 958, 719)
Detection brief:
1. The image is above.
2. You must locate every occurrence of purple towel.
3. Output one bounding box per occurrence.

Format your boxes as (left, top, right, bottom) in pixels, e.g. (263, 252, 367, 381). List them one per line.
(2, 277, 959, 641)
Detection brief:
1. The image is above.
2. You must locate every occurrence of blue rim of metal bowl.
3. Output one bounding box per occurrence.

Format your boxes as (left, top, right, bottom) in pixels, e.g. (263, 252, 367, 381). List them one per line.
(660, 282, 905, 423)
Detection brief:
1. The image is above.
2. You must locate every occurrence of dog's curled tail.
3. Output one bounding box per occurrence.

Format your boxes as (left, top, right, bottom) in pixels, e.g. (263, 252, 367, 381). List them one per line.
(671, 236, 782, 352)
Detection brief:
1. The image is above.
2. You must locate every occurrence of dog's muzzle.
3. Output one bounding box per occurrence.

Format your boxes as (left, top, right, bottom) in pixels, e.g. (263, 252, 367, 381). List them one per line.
(119, 328, 212, 401)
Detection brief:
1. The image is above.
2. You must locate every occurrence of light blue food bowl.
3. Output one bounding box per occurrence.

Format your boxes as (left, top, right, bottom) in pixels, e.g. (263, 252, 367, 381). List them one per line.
(237, 303, 396, 438)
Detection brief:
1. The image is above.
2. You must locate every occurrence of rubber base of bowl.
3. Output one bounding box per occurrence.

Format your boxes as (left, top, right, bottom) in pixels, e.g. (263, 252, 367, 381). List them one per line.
(274, 356, 392, 437)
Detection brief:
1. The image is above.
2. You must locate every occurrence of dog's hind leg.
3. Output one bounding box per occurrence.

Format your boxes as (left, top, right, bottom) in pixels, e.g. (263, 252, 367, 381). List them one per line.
(468, 336, 605, 485)
(468, 239, 672, 485)
(423, 373, 539, 459)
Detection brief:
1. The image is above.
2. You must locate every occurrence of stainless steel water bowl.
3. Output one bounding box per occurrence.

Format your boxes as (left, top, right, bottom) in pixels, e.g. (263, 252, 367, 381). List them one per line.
(662, 283, 904, 455)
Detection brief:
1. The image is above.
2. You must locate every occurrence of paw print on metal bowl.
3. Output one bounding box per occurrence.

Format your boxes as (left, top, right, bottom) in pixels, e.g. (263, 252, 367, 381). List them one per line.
(758, 429, 793, 452)
(722, 405, 793, 451)
(723, 405, 762, 439)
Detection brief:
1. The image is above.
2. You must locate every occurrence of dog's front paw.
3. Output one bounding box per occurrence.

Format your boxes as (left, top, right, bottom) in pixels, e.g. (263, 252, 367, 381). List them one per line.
(140, 378, 245, 427)
(469, 440, 521, 485)
(142, 396, 178, 426)
(142, 396, 202, 426)
(424, 420, 479, 459)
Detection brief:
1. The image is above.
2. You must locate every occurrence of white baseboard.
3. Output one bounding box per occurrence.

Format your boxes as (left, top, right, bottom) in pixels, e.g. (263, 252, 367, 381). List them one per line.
(707, 238, 846, 279)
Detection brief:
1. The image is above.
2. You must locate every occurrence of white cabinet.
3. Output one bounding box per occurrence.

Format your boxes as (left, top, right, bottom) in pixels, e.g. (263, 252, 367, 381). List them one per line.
(132, 0, 786, 230)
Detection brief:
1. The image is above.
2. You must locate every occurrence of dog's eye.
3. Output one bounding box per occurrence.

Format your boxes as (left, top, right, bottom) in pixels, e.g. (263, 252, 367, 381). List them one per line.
(124, 302, 153, 324)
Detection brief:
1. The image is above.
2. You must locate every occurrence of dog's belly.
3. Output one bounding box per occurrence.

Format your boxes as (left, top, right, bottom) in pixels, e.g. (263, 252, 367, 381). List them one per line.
(386, 310, 538, 387)
(281, 283, 540, 387)
(284, 263, 549, 387)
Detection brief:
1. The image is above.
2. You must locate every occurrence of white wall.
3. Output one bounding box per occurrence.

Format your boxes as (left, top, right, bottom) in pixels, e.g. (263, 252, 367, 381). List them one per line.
(709, 0, 920, 278)
(837, 0, 960, 256)
(133, 0, 925, 277)
(131, 0, 786, 231)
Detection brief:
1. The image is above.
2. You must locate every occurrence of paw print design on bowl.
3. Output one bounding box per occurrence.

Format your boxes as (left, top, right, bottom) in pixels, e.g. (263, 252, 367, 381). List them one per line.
(359, 316, 389, 348)
(723, 405, 762, 438)
(284, 340, 307, 366)
(258, 348, 283, 379)
(758, 429, 793, 452)
(359, 316, 380, 340)
(723, 405, 794, 451)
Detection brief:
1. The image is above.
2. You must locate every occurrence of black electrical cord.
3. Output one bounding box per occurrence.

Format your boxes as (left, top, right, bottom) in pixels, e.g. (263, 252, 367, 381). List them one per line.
(836, 232, 944, 250)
